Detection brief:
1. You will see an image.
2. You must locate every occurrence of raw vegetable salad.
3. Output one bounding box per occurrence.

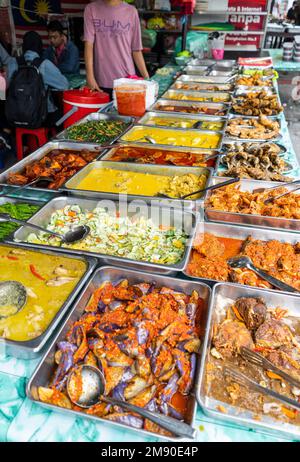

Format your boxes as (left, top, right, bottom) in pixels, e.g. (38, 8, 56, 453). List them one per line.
(25, 205, 188, 264)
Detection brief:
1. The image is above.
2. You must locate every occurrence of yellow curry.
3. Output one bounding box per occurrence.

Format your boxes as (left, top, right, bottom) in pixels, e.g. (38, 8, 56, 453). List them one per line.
(75, 168, 207, 199)
(144, 116, 224, 131)
(121, 126, 220, 149)
(0, 246, 86, 341)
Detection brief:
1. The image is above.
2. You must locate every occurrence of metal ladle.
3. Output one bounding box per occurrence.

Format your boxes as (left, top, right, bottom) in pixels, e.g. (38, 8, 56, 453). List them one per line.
(0, 281, 27, 317)
(66, 364, 196, 439)
(227, 255, 300, 294)
(0, 213, 90, 244)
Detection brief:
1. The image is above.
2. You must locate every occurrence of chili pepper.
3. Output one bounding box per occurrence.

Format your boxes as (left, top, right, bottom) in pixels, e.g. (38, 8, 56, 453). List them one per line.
(29, 264, 46, 281)
(6, 255, 19, 261)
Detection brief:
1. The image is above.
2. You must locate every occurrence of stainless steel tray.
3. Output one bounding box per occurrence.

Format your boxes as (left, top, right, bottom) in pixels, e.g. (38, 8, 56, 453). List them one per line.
(205, 177, 300, 232)
(176, 74, 237, 84)
(27, 266, 211, 441)
(183, 221, 300, 292)
(120, 125, 224, 151)
(231, 92, 283, 118)
(221, 140, 287, 157)
(148, 99, 229, 118)
(0, 242, 97, 359)
(183, 65, 208, 75)
(62, 160, 214, 209)
(188, 59, 236, 68)
(161, 89, 232, 104)
(138, 112, 227, 132)
(170, 81, 234, 93)
(234, 85, 277, 97)
(0, 196, 44, 241)
(55, 112, 134, 144)
(198, 282, 300, 440)
(0, 141, 104, 196)
(100, 143, 220, 172)
(10, 195, 198, 275)
(210, 69, 237, 77)
(224, 115, 282, 142)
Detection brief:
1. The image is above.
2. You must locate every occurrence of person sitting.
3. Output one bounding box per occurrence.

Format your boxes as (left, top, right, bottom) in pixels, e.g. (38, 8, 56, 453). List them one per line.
(0, 31, 69, 125)
(44, 20, 80, 75)
(287, 1, 297, 21)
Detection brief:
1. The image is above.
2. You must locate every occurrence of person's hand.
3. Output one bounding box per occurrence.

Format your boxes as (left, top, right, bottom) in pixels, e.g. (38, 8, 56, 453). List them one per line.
(86, 75, 102, 92)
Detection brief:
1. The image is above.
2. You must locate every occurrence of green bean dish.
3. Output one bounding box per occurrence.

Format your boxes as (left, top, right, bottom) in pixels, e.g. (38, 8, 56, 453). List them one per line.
(66, 120, 129, 144)
(0, 202, 40, 240)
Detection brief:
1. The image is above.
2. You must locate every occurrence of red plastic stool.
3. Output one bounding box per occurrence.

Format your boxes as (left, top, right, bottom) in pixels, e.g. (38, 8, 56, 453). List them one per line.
(15, 127, 56, 160)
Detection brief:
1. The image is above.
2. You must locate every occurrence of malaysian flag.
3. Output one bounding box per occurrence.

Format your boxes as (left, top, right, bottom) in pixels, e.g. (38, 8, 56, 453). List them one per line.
(12, 0, 89, 46)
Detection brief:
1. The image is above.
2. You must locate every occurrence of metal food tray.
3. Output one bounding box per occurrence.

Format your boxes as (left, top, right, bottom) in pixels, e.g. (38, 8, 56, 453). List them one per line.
(197, 282, 300, 440)
(0, 141, 104, 196)
(10, 195, 198, 275)
(138, 112, 227, 132)
(100, 143, 220, 172)
(176, 74, 237, 84)
(170, 81, 234, 93)
(0, 242, 97, 359)
(55, 112, 134, 144)
(0, 196, 44, 241)
(161, 89, 232, 104)
(120, 125, 224, 150)
(234, 85, 277, 97)
(62, 161, 214, 210)
(188, 59, 236, 68)
(148, 99, 229, 118)
(231, 92, 283, 118)
(183, 65, 208, 75)
(221, 140, 287, 157)
(183, 221, 300, 293)
(205, 177, 300, 232)
(27, 266, 211, 441)
(224, 115, 282, 142)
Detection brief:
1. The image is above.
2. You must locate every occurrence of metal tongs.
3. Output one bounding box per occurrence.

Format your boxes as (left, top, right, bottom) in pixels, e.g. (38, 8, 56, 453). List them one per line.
(224, 366, 300, 412)
(240, 347, 300, 389)
(253, 179, 300, 205)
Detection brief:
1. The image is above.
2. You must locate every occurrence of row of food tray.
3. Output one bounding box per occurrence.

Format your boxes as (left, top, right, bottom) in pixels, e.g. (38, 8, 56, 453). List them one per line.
(0, 58, 299, 442)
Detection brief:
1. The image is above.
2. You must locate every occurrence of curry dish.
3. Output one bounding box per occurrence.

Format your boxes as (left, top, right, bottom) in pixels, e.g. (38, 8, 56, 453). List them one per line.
(205, 183, 300, 220)
(121, 126, 221, 149)
(106, 146, 217, 168)
(206, 296, 300, 426)
(74, 167, 208, 199)
(187, 233, 300, 291)
(0, 246, 87, 341)
(37, 279, 204, 436)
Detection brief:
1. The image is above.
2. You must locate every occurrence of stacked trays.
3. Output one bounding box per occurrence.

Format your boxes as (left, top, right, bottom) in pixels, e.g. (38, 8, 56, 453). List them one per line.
(3, 56, 300, 441)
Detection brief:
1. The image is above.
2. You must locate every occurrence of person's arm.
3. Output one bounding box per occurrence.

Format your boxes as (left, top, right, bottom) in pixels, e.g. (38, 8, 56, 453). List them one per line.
(41, 60, 69, 90)
(83, 4, 102, 91)
(0, 43, 14, 67)
(131, 9, 149, 79)
(84, 41, 101, 91)
(59, 42, 80, 74)
(132, 51, 149, 79)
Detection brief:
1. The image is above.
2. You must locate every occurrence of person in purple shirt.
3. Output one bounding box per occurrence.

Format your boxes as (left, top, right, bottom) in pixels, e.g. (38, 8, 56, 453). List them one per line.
(84, 0, 149, 96)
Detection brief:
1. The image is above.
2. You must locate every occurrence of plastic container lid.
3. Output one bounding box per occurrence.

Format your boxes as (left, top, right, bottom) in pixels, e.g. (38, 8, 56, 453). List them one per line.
(63, 87, 109, 104)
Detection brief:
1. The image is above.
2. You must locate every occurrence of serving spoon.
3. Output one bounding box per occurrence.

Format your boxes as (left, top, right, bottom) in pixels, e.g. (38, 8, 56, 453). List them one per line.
(227, 255, 300, 294)
(157, 177, 239, 200)
(0, 213, 90, 244)
(0, 281, 27, 317)
(66, 364, 196, 439)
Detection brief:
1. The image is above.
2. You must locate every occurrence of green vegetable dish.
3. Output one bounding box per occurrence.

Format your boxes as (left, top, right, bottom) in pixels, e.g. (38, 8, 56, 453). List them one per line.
(66, 120, 129, 144)
(25, 205, 188, 265)
(0, 202, 40, 240)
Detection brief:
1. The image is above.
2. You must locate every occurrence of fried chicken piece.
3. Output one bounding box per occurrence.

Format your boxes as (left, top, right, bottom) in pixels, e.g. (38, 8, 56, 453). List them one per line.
(255, 319, 294, 349)
(7, 173, 28, 185)
(213, 319, 254, 358)
(193, 233, 225, 258)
